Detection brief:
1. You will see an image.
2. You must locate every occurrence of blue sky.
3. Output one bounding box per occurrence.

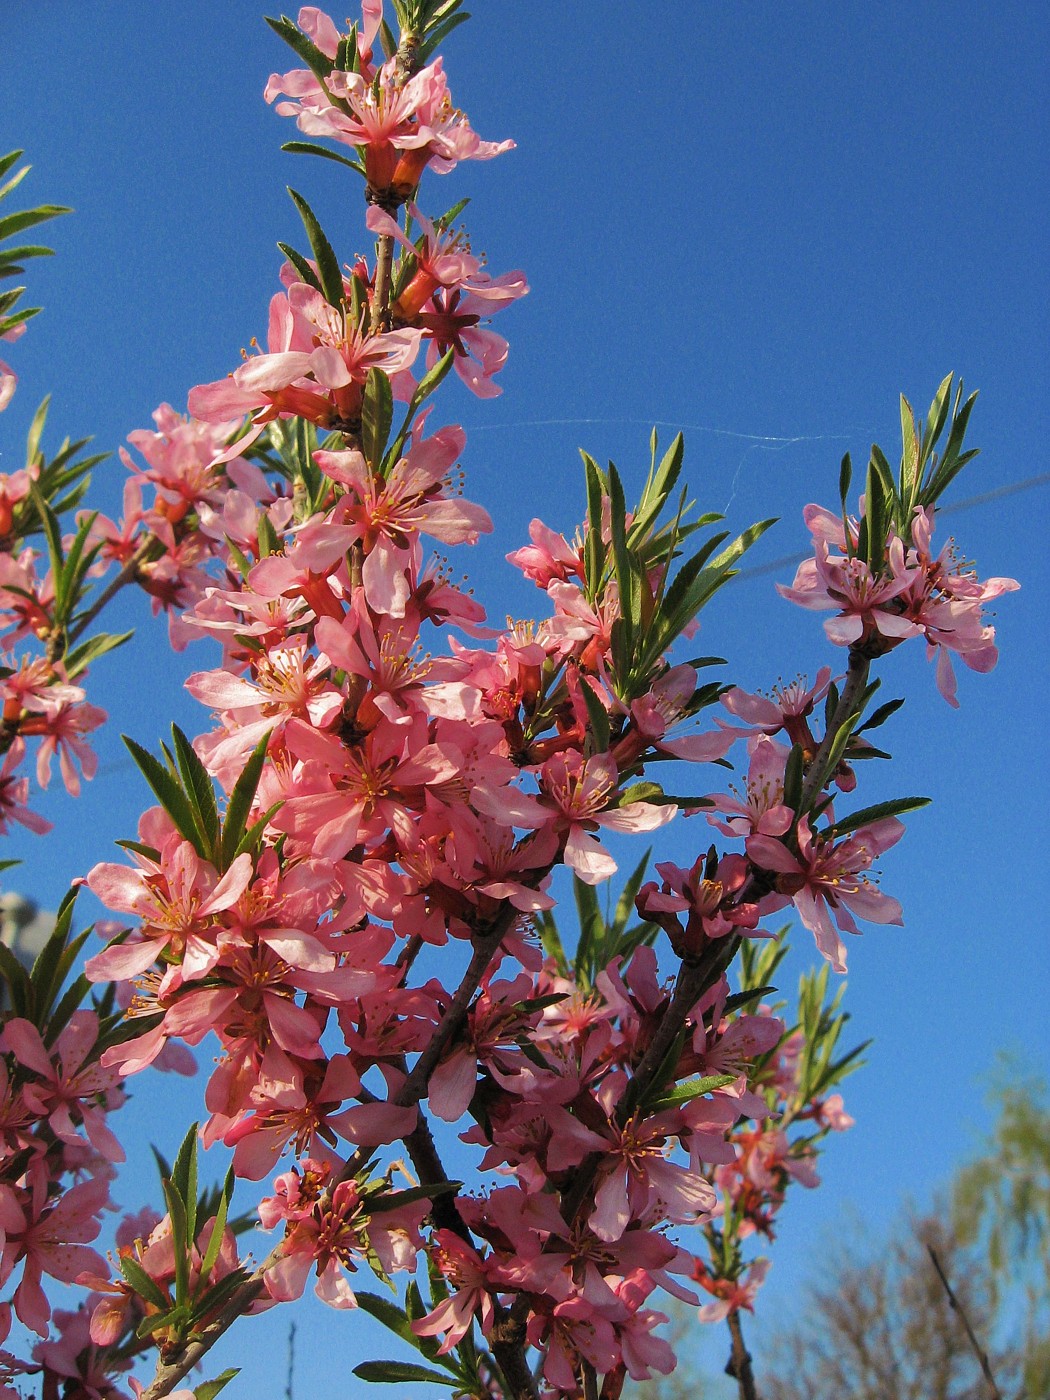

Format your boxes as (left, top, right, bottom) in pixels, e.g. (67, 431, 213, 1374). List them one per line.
(2, 2, 1048, 1395)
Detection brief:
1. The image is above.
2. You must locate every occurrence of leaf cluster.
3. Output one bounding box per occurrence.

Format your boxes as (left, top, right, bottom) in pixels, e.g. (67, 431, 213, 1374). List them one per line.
(353, 1279, 495, 1396)
(120, 1125, 245, 1356)
(839, 371, 980, 569)
(580, 432, 774, 704)
(122, 725, 277, 872)
(0, 151, 70, 339)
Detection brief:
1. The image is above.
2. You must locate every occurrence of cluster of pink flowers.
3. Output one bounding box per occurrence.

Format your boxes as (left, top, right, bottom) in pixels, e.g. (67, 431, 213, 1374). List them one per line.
(691, 958, 859, 1329)
(0, 1009, 130, 1394)
(0, 5, 1018, 1398)
(780, 501, 1018, 707)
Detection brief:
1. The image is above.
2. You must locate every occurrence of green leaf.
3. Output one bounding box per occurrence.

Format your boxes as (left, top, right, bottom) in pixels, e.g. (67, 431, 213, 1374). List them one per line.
(368, 1180, 461, 1213)
(827, 795, 930, 838)
(161, 1176, 191, 1308)
(607, 464, 635, 643)
(838, 451, 853, 509)
(630, 432, 685, 547)
(265, 15, 333, 84)
(352, 1361, 459, 1387)
(28, 479, 64, 587)
(119, 1254, 171, 1311)
(899, 394, 919, 510)
(579, 677, 611, 752)
(170, 1122, 200, 1250)
(573, 875, 603, 985)
(0, 205, 71, 243)
(194, 1371, 240, 1400)
(62, 629, 133, 680)
(220, 731, 272, 868)
(288, 188, 344, 308)
(281, 140, 365, 175)
(198, 1170, 234, 1284)
(136, 1304, 187, 1340)
(723, 985, 777, 1016)
(355, 1291, 421, 1349)
(783, 742, 804, 812)
(276, 240, 322, 294)
(361, 367, 394, 472)
(27, 888, 77, 1020)
(652, 1071, 738, 1109)
(534, 910, 569, 977)
(418, 11, 471, 62)
(0, 244, 54, 268)
(582, 451, 607, 602)
(612, 848, 653, 934)
(230, 802, 282, 862)
(857, 697, 904, 733)
(0, 150, 26, 184)
(619, 781, 665, 806)
(0, 940, 31, 1017)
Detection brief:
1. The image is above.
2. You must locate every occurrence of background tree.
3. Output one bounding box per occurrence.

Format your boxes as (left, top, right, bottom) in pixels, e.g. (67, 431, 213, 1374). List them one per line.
(952, 1055, 1050, 1399)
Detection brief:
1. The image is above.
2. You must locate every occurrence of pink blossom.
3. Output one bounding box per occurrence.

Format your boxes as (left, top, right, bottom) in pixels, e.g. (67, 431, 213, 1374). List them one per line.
(747, 816, 905, 971)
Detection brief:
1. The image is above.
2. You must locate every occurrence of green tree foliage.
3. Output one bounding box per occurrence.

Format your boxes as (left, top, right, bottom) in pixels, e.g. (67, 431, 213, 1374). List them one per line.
(952, 1054, 1050, 1399)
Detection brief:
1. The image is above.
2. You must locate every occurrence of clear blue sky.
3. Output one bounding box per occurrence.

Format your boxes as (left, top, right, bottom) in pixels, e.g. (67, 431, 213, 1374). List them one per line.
(2, 2, 1047, 1394)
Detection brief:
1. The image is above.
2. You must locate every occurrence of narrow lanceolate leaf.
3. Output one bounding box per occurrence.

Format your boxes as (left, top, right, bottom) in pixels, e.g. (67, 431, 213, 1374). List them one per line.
(581, 451, 607, 601)
(171, 725, 219, 855)
(161, 1176, 191, 1308)
(0, 942, 31, 1018)
(899, 394, 919, 510)
(352, 1361, 460, 1387)
(281, 140, 365, 174)
(354, 1292, 421, 1349)
(53, 513, 101, 623)
(276, 240, 322, 294)
(193, 1371, 240, 1400)
(197, 1170, 234, 1283)
(28, 481, 64, 583)
(0, 150, 26, 184)
(0, 204, 72, 243)
(827, 795, 930, 838)
(264, 16, 333, 84)
(63, 629, 133, 680)
(723, 985, 778, 1016)
(231, 802, 282, 862)
(170, 1122, 200, 1247)
(118, 1254, 171, 1311)
(220, 731, 272, 868)
(27, 888, 76, 1018)
(579, 678, 611, 752)
(857, 696, 904, 733)
(921, 372, 954, 466)
(288, 188, 344, 308)
(631, 432, 685, 545)
(607, 464, 635, 643)
(573, 875, 604, 985)
(652, 1072, 738, 1109)
(613, 848, 653, 934)
(368, 1180, 461, 1213)
(361, 367, 394, 472)
(782, 742, 805, 813)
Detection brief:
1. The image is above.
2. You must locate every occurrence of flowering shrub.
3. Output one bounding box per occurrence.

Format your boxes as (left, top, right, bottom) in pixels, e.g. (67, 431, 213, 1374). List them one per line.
(0, 4, 1019, 1398)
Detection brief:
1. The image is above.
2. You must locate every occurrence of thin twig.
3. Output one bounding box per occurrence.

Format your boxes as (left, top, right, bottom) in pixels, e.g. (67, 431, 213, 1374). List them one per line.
(798, 648, 869, 810)
(927, 1245, 1003, 1400)
(370, 233, 395, 334)
(725, 1310, 761, 1400)
(66, 536, 159, 648)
